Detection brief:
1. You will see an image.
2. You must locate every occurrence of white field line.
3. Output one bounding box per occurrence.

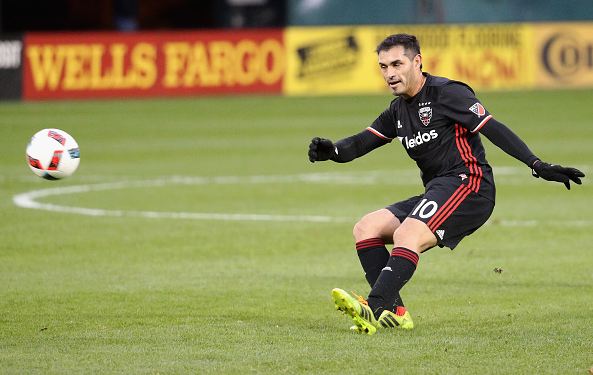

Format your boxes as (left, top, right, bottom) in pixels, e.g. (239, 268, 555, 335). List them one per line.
(11, 169, 591, 226)
(12, 174, 364, 223)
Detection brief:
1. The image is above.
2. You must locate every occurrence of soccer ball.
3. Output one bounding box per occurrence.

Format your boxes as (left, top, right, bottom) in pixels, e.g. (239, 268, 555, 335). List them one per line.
(26, 128, 80, 180)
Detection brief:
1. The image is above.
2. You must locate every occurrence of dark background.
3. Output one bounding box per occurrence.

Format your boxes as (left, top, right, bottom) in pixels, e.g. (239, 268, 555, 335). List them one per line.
(0, 0, 286, 32)
(2, 0, 592, 33)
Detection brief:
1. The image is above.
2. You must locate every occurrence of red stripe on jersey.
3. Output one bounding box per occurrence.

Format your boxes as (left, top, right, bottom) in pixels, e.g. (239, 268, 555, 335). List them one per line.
(460, 128, 483, 192)
(457, 126, 479, 191)
(454, 124, 482, 193)
(427, 124, 483, 232)
(366, 127, 393, 141)
(426, 183, 469, 231)
(454, 125, 475, 191)
(427, 184, 465, 229)
(471, 114, 493, 133)
(428, 186, 472, 231)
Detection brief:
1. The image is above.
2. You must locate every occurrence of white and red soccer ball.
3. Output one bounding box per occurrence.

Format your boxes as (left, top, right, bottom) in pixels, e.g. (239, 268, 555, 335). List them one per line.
(26, 129, 80, 180)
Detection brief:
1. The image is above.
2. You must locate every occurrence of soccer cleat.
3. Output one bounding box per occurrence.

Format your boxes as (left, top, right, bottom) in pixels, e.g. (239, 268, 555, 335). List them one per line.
(331, 288, 378, 335)
(377, 306, 414, 330)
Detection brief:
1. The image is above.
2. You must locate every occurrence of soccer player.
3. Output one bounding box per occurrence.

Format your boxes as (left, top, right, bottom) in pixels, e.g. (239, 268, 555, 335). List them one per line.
(307, 33, 585, 335)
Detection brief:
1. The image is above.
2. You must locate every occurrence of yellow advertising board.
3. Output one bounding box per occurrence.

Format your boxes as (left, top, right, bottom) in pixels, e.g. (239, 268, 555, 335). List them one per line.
(285, 24, 536, 95)
(533, 22, 593, 88)
(283, 27, 384, 95)
(375, 24, 536, 91)
(16, 22, 593, 101)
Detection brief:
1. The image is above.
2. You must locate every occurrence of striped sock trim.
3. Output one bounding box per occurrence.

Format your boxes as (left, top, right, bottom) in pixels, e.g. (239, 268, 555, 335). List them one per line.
(391, 247, 419, 266)
(356, 238, 385, 251)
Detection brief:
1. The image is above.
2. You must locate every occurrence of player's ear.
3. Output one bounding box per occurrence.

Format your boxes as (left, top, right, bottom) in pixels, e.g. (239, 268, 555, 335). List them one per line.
(415, 54, 422, 70)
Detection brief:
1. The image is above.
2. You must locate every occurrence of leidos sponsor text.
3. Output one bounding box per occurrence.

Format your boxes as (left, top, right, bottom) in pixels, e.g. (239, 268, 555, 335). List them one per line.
(403, 130, 439, 149)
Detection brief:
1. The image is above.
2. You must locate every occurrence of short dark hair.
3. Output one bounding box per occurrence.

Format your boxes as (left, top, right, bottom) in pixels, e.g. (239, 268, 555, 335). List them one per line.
(376, 33, 421, 56)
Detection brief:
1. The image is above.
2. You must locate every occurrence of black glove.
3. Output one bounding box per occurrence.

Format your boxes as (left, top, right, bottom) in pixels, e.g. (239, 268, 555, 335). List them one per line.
(531, 160, 585, 190)
(308, 137, 335, 162)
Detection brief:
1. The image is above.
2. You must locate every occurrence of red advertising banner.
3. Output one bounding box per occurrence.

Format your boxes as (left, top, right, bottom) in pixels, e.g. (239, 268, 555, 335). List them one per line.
(23, 30, 285, 100)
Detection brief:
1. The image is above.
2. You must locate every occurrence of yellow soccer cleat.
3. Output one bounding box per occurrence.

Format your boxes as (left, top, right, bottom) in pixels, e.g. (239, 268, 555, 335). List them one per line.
(331, 288, 378, 335)
(377, 306, 414, 330)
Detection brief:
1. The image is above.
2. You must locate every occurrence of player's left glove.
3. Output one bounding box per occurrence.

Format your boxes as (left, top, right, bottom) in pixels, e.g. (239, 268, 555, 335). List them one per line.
(531, 160, 585, 190)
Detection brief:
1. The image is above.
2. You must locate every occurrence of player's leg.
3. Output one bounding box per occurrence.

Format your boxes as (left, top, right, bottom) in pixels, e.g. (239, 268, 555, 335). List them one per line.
(392, 217, 439, 251)
(352, 208, 401, 287)
(333, 198, 422, 334)
(352, 195, 422, 288)
(367, 179, 466, 319)
(353, 208, 401, 243)
(365, 217, 436, 329)
(367, 176, 495, 329)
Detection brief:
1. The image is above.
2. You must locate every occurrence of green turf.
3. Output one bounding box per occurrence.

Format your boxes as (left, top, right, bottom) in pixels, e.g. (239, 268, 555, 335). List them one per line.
(1, 90, 592, 374)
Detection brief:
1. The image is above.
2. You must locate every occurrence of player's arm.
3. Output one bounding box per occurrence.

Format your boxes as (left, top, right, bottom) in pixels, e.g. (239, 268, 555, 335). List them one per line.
(479, 118, 538, 166)
(309, 107, 396, 163)
(308, 129, 388, 163)
(439, 82, 585, 189)
(480, 119, 585, 189)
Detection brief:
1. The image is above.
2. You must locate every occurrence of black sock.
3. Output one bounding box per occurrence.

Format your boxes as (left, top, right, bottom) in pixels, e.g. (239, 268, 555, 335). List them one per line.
(367, 247, 419, 318)
(356, 238, 390, 287)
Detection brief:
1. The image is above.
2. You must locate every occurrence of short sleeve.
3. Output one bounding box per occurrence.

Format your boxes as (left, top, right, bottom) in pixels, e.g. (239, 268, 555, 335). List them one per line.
(367, 102, 397, 142)
(439, 83, 493, 133)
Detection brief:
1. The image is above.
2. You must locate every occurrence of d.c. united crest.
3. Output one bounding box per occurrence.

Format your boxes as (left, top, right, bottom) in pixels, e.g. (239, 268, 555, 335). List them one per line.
(418, 106, 432, 126)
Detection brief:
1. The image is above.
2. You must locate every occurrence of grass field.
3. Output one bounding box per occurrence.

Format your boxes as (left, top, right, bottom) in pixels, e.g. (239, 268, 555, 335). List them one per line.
(1, 90, 592, 374)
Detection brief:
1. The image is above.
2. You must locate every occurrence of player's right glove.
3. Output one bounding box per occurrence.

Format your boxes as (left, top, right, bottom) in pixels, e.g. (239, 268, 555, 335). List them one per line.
(531, 160, 585, 190)
(308, 137, 336, 162)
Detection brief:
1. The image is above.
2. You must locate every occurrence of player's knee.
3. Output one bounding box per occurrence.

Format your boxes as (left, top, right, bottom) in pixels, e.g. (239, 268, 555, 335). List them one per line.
(353, 215, 378, 241)
(393, 225, 411, 244)
(352, 219, 368, 241)
(393, 220, 436, 252)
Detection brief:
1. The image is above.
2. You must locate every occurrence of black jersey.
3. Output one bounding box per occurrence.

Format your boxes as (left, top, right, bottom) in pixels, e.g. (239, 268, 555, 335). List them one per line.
(368, 73, 495, 201)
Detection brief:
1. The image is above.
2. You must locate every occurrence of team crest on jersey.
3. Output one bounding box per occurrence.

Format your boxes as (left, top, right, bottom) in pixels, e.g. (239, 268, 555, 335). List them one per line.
(418, 106, 432, 126)
(469, 102, 486, 117)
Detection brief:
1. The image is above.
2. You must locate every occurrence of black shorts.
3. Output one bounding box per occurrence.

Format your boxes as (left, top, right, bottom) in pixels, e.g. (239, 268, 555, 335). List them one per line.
(386, 176, 495, 249)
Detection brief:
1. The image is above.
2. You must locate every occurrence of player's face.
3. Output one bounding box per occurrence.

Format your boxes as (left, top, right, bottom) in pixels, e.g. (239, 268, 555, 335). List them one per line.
(378, 46, 423, 98)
